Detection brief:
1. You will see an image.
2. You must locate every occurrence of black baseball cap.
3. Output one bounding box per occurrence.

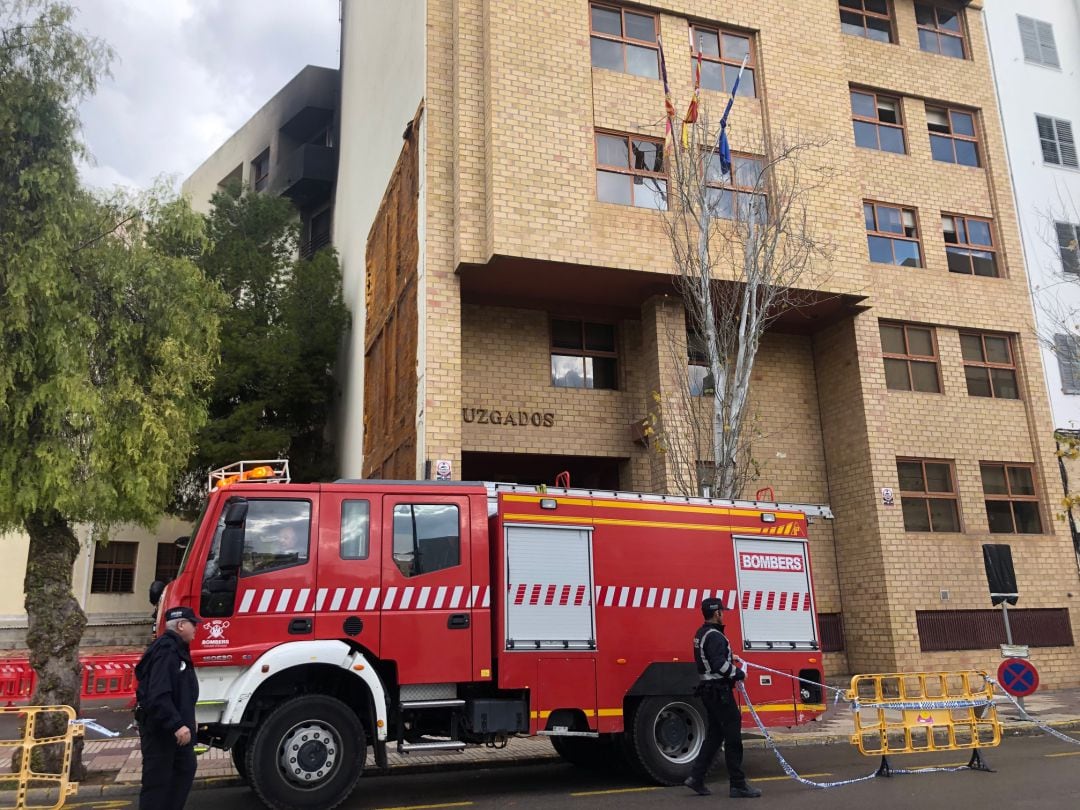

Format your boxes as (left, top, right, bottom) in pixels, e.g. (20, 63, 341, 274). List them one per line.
(165, 606, 199, 623)
(701, 597, 725, 619)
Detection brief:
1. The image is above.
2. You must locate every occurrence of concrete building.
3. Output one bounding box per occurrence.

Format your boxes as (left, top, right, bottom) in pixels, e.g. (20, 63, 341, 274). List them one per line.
(182, 64, 339, 259)
(336, 0, 1080, 684)
(984, 1, 1080, 432)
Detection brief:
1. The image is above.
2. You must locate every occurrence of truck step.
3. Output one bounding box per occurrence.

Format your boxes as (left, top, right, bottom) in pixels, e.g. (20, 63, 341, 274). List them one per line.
(400, 699, 466, 710)
(537, 730, 600, 738)
(397, 740, 468, 753)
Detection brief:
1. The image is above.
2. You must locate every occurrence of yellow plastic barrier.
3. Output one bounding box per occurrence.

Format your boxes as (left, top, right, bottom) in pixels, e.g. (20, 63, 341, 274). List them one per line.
(846, 671, 1000, 773)
(0, 705, 82, 809)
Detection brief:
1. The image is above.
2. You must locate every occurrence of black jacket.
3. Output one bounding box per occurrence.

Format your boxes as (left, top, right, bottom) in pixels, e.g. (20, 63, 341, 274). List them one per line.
(693, 622, 739, 683)
(135, 630, 199, 735)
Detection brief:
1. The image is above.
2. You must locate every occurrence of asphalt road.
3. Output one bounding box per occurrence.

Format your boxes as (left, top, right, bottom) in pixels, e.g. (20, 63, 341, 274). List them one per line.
(56, 734, 1080, 810)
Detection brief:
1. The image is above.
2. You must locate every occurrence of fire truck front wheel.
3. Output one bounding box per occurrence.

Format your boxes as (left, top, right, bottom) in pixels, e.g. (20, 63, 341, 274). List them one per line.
(625, 696, 707, 785)
(246, 694, 366, 810)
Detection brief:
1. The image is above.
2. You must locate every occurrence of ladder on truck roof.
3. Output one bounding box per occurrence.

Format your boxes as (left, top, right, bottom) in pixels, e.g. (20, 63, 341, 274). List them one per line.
(482, 482, 834, 519)
(208, 459, 291, 492)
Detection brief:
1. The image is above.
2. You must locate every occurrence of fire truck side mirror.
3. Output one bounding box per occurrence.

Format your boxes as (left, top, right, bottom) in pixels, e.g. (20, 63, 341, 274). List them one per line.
(148, 579, 165, 606)
(218, 499, 248, 571)
(174, 535, 190, 550)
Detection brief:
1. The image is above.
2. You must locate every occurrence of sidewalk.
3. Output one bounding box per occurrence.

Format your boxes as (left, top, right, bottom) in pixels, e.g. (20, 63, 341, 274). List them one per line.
(10, 685, 1080, 801)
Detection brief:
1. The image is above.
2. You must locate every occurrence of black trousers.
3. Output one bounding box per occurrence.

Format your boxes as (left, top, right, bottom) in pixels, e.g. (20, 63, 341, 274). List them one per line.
(139, 729, 197, 810)
(688, 683, 747, 787)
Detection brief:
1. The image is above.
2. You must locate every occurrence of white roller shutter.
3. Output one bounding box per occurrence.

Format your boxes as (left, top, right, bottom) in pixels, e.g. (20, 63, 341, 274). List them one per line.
(733, 537, 818, 652)
(505, 524, 595, 650)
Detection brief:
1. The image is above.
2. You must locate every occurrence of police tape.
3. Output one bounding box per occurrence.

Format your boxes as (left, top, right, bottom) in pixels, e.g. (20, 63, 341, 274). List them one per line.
(72, 718, 120, 738)
(739, 660, 848, 704)
(986, 677, 1080, 747)
(851, 698, 993, 711)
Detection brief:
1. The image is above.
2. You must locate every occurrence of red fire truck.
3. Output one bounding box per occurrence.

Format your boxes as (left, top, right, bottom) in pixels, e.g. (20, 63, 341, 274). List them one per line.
(152, 461, 832, 809)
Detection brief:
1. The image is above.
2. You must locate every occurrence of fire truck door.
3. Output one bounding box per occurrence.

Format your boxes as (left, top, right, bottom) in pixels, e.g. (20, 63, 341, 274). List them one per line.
(380, 494, 473, 685)
(196, 497, 318, 666)
(312, 493, 381, 651)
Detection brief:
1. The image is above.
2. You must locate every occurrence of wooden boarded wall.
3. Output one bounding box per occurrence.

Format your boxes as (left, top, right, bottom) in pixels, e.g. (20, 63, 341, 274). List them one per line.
(362, 109, 421, 479)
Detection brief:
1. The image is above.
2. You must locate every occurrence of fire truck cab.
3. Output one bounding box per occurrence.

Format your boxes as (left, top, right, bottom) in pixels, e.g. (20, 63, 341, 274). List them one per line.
(154, 461, 832, 809)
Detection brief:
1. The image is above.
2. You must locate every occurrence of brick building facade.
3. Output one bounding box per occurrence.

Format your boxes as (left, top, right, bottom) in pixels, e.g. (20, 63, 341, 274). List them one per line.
(336, 0, 1080, 684)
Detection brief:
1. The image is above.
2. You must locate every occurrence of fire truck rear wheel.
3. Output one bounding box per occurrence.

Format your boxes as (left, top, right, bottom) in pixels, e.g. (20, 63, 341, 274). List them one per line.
(245, 695, 366, 810)
(625, 696, 707, 785)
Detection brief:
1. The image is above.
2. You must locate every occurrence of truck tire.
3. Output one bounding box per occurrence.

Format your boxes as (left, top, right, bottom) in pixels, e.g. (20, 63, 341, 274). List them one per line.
(624, 696, 707, 785)
(230, 737, 248, 784)
(245, 694, 366, 810)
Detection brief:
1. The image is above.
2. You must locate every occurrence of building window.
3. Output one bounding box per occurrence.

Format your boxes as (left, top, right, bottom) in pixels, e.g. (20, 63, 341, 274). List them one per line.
(687, 329, 709, 397)
(1036, 115, 1078, 168)
(91, 542, 138, 594)
(589, 3, 658, 79)
(551, 318, 618, 390)
(880, 323, 940, 392)
(864, 202, 921, 266)
(238, 500, 312, 576)
(851, 90, 905, 154)
(691, 25, 756, 97)
(942, 215, 997, 276)
(839, 0, 894, 43)
(1056, 222, 1080, 274)
(915, 4, 965, 58)
(1054, 334, 1080, 395)
(897, 459, 961, 532)
(595, 132, 667, 210)
(154, 543, 183, 583)
(392, 504, 460, 577)
(1018, 15, 1060, 69)
(251, 148, 270, 192)
(960, 332, 1019, 399)
(927, 106, 979, 167)
(340, 500, 371, 560)
(981, 463, 1043, 534)
(705, 152, 764, 220)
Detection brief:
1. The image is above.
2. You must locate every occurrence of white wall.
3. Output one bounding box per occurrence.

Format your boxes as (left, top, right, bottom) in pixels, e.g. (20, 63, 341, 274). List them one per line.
(333, 0, 427, 477)
(986, 0, 1080, 429)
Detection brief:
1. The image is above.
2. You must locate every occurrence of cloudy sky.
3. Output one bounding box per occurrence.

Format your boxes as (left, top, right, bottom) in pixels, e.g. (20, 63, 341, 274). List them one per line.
(72, 0, 340, 191)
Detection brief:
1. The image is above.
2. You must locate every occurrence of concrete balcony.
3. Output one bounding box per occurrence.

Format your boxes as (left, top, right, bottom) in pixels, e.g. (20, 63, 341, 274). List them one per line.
(270, 143, 337, 208)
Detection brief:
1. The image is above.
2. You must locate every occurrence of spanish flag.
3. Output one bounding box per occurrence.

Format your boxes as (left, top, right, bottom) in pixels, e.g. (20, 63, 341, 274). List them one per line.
(681, 51, 702, 149)
(658, 35, 676, 151)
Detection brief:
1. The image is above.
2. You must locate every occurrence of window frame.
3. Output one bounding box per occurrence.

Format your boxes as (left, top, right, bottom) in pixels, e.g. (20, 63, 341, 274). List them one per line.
(927, 105, 980, 167)
(237, 499, 313, 578)
(915, 3, 967, 58)
(980, 462, 1044, 534)
(838, 0, 896, 43)
(340, 499, 371, 560)
(689, 23, 757, 98)
(391, 503, 462, 578)
(1037, 115, 1079, 169)
(851, 89, 906, 154)
(879, 322, 942, 393)
(251, 149, 270, 192)
(589, 2, 659, 78)
(549, 317, 619, 391)
(594, 130, 668, 210)
(704, 150, 766, 221)
(91, 541, 138, 594)
(154, 542, 184, 583)
(942, 213, 998, 277)
(1017, 15, 1060, 69)
(864, 201, 923, 267)
(1053, 333, 1080, 394)
(960, 331, 1020, 400)
(1055, 221, 1080, 274)
(896, 458, 962, 533)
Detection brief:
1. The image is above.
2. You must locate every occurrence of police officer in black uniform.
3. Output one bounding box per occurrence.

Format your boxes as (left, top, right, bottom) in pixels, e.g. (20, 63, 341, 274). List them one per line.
(684, 597, 762, 798)
(135, 606, 200, 810)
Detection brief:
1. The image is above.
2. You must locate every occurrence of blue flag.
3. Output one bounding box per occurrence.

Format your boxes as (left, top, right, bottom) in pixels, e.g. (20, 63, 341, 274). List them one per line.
(716, 55, 749, 176)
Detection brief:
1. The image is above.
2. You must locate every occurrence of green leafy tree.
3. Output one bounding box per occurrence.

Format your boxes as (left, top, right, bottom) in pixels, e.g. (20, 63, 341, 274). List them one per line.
(0, 0, 223, 774)
(172, 187, 348, 514)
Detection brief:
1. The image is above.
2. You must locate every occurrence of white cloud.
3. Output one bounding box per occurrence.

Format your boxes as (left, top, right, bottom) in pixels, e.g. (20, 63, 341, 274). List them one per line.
(72, 0, 340, 193)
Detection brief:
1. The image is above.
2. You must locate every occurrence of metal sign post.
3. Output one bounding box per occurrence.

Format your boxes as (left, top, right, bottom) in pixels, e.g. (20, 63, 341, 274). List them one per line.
(996, 599, 1023, 710)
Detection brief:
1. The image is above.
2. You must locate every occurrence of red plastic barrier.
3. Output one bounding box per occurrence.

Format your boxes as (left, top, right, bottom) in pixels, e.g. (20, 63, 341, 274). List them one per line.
(0, 654, 143, 705)
(0, 663, 35, 707)
(80, 654, 141, 703)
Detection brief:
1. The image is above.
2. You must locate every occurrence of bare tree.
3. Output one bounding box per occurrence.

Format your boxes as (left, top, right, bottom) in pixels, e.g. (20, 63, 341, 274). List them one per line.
(646, 103, 834, 499)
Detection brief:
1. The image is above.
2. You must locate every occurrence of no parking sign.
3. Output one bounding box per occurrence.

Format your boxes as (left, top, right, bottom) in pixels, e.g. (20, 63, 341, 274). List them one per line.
(997, 657, 1039, 697)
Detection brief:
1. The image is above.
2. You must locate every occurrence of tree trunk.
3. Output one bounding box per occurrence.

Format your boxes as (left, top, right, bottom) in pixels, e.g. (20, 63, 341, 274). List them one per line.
(23, 510, 86, 779)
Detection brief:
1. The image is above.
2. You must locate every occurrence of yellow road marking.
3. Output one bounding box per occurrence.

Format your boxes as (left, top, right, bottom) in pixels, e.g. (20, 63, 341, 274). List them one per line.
(375, 803, 474, 810)
(570, 787, 660, 797)
(63, 802, 132, 809)
(1046, 751, 1080, 758)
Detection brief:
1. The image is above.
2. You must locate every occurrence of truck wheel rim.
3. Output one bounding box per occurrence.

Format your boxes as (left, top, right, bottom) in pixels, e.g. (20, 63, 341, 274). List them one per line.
(278, 722, 340, 787)
(653, 701, 703, 764)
